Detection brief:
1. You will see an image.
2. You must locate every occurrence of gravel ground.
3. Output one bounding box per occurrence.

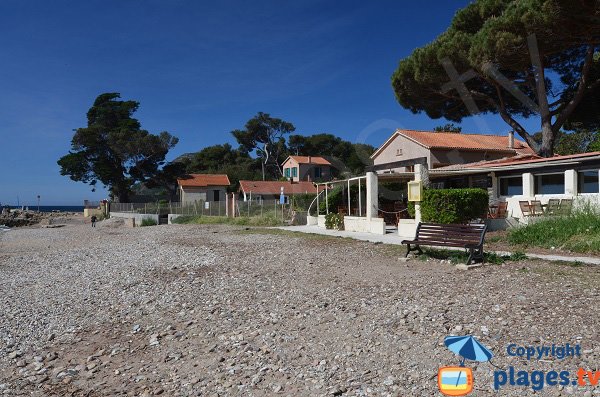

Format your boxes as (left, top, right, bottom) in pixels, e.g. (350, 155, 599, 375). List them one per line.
(0, 220, 599, 396)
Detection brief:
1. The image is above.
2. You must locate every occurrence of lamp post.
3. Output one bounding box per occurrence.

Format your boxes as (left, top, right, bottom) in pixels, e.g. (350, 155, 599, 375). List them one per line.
(37, 195, 40, 212)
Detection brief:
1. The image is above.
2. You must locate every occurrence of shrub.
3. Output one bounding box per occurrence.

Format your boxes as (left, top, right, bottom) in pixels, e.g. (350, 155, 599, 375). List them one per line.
(420, 188, 489, 224)
(325, 213, 344, 230)
(140, 217, 158, 226)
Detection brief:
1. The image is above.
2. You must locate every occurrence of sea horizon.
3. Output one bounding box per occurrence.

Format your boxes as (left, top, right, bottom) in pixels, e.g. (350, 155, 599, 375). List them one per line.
(3, 205, 85, 212)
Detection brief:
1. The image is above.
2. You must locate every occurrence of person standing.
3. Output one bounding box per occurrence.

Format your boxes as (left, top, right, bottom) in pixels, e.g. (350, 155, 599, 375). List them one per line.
(91, 215, 97, 227)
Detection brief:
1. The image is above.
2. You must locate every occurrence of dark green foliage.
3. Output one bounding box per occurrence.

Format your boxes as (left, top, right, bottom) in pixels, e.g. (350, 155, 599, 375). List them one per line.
(324, 213, 344, 230)
(420, 188, 489, 224)
(144, 161, 188, 201)
(184, 143, 262, 190)
(318, 185, 360, 214)
(140, 218, 157, 227)
(433, 123, 462, 133)
(231, 112, 295, 180)
(553, 128, 600, 155)
(290, 194, 316, 211)
(57, 93, 178, 202)
(391, 0, 600, 157)
(288, 134, 375, 175)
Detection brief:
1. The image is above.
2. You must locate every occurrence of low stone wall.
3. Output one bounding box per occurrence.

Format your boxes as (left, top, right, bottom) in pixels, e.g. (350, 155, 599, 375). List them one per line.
(343, 216, 386, 235)
(109, 212, 159, 227)
(398, 219, 417, 239)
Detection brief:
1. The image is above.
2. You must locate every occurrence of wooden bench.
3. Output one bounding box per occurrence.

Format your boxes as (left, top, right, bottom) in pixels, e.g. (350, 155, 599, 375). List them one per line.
(401, 222, 488, 266)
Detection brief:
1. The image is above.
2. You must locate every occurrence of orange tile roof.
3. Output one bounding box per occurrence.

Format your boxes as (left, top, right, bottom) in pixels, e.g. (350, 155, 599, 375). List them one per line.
(177, 174, 230, 187)
(238, 180, 319, 195)
(284, 156, 331, 165)
(372, 129, 534, 158)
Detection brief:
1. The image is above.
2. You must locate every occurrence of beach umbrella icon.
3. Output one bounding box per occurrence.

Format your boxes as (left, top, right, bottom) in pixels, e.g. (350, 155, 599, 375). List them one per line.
(444, 335, 493, 365)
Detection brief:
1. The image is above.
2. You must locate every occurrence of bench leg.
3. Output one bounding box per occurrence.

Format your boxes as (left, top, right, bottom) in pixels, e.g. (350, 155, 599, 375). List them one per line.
(466, 247, 484, 266)
(466, 248, 474, 266)
(404, 244, 423, 258)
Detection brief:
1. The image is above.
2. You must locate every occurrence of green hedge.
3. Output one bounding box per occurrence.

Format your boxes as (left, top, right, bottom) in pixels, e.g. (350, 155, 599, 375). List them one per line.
(420, 188, 489, 224)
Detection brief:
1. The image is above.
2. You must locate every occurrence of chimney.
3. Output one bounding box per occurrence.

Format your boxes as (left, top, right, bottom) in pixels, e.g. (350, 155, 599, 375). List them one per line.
(508, 131, 514, 149)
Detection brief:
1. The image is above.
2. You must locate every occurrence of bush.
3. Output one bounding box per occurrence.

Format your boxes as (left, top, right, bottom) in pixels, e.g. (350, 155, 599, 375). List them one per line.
(140, 217, 158, 226)
(324, 213, 344, 230)
(420, 188, 489, 224)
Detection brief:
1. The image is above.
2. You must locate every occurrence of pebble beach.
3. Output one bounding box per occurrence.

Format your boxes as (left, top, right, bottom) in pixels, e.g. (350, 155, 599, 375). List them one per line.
(0, 220, 599, 396)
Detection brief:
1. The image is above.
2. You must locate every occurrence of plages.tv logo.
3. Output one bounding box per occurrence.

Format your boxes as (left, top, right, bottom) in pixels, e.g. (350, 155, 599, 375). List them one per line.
(438, 335, 494, 396)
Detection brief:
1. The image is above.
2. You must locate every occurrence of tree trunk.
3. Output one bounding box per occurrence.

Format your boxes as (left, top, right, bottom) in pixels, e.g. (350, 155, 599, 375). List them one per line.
(538, 122, 555, 157)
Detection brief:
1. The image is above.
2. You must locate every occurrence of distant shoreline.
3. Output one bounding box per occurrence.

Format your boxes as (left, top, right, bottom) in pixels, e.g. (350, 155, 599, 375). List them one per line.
(3, 205, 85, 213)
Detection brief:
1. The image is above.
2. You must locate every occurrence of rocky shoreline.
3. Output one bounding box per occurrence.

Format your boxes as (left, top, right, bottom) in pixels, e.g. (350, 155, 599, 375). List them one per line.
(0, 209, 83, 228)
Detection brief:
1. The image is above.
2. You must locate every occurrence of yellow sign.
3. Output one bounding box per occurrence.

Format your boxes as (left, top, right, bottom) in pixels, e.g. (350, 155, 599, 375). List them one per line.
(407, 180, 423, 201)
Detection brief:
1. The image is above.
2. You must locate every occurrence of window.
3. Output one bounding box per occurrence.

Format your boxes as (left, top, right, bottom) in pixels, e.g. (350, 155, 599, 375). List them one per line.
(314, 167, 322, 178)
(396, 148, 403, 156)
(499, 176, 523, 196)
(292, 167, 298, 177)
(578, 170, 599, 193)
(535, 173, 565, 194)
(284, 168, 290, 178)
(213, 190, 220, 201)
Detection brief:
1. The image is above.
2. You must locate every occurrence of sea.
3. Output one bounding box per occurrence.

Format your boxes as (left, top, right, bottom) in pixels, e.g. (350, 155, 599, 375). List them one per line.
(5, 205, 84, 212)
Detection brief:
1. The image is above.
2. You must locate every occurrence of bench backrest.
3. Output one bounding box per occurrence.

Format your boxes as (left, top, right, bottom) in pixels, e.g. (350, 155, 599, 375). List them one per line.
(415, 222, 487, 246)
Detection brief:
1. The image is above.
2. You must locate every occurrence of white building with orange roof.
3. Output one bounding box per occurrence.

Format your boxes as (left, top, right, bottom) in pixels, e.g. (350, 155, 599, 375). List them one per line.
(281, 155, 333, 182)
(177, 174, 230, 205)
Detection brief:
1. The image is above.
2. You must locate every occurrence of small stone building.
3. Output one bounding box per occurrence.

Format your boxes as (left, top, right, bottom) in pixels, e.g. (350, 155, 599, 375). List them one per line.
(177, 174, 230, 205)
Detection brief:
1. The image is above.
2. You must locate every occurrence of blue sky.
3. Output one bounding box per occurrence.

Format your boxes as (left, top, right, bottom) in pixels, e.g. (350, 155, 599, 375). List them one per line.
(0, 0, 538, 205)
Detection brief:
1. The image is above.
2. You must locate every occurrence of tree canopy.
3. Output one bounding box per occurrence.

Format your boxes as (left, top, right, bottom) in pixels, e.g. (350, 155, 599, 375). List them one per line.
(391, 0, 600, 156)
(433, 123, 462, 133)
(231, 112, 295, 180)
(57, 93, 178, 202)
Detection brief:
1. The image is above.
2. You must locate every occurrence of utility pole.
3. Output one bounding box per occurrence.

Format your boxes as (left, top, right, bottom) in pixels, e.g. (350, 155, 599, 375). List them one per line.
(37, 195, 41, 212)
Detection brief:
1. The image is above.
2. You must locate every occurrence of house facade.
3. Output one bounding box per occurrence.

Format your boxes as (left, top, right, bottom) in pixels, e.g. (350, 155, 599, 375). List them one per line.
(177, 174, 230, 205)
(282, 156, 332, 182)
(371, 129, 533, 172)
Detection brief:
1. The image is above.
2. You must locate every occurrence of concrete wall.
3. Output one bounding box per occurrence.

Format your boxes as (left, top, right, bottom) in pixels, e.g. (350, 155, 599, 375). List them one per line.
(84, 208, 103, 218)
(343, 216, 386, 235)
(168, 214, 183, 224)
(180, 186, 227, 205)
(307, 215, 318, 226)
(110, 212, 159, 227)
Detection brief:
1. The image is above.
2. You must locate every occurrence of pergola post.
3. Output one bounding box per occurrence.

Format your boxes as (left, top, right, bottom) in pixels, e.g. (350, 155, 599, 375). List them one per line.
(366, 172, 378, 220)
(358, 178, 362, 217)
(347, 180, 351, 214)
(414, 164, 429, 223)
